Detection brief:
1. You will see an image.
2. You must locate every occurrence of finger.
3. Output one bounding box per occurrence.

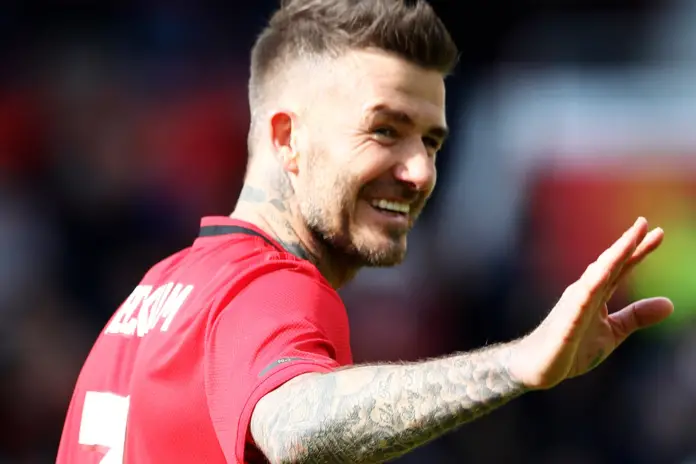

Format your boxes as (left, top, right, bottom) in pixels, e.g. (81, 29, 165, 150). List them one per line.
(604, 227, 665, 302)
(615, 227, 664, 283)
(579, 218, 647, 300)
(596, 217, 648, 275)
(609, 297, 674, 343)
(606, 218, 650, 278)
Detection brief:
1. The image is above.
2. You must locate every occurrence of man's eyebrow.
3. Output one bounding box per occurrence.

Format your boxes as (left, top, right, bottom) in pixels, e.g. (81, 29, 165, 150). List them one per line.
(369, 104, 449, 142)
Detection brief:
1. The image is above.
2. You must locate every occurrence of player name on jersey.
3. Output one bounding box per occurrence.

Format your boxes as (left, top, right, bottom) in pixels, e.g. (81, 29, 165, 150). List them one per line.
(105, 282, 194, 338)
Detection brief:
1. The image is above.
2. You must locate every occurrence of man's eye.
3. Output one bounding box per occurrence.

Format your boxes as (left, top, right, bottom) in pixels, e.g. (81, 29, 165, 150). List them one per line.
(374, 127, 397, 138)
(423, 136, 441, 150)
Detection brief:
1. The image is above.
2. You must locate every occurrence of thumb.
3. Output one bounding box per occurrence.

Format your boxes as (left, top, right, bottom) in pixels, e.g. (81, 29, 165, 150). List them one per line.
(609, 297, 674, 342)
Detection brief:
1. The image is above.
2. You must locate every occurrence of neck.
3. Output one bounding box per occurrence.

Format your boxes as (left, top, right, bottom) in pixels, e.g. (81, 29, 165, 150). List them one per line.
(230, 171, 358, 289)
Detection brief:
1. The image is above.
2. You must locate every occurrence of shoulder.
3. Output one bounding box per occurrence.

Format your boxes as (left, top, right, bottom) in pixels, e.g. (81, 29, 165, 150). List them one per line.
(223, 256, 345, 322)
(245, 257, 336, 296)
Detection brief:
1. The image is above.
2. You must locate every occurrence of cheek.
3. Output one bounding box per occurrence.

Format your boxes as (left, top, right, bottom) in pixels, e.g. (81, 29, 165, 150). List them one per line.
(358, 150, 394, 180)
(302, 146, 374, 206)
(303, 170, 344, 209)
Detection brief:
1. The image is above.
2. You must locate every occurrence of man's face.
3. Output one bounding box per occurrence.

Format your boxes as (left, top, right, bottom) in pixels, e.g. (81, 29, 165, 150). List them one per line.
(292, 49, 447, 267)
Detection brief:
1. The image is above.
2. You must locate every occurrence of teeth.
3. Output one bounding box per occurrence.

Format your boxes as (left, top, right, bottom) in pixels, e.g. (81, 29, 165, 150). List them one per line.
(370, 199, 410, 214)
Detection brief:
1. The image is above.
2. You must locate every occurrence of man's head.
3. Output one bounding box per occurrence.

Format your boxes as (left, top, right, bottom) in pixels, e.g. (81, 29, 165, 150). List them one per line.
(247, 0, 458, 268)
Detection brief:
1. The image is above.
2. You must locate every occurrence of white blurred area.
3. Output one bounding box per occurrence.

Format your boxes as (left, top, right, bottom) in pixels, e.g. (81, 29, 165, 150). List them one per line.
(436, 0, 696, 269)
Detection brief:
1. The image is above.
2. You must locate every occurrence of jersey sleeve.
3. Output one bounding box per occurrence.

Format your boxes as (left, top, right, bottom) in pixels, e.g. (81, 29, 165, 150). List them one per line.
(204, 263, 349, 463)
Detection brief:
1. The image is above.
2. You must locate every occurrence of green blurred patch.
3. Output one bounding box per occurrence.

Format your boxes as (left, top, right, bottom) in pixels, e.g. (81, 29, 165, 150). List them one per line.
(630, 218, 696, 333)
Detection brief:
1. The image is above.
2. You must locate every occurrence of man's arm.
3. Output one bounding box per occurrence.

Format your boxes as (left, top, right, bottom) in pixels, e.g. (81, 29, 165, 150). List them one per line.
(251, 342, 525, 464)
(250, 219, 672, 464)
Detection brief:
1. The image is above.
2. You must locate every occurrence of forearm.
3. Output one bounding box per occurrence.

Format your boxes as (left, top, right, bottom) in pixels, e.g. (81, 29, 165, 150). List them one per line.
(251, 342, 527, 463)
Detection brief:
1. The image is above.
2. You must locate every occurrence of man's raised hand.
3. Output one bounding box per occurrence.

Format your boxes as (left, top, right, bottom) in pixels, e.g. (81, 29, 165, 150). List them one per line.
(510, 217, 674, 390)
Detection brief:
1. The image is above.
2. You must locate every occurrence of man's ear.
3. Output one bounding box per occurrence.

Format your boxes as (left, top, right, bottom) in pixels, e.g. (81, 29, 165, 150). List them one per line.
(270, 110, 299, 174)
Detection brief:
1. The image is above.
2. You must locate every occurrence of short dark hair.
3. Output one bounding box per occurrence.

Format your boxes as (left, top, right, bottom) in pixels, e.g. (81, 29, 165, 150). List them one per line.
(248, 0, 459, 110)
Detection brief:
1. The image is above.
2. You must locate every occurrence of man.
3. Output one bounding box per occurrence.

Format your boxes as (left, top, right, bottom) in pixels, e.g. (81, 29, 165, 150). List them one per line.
(56, 0, 674, 463)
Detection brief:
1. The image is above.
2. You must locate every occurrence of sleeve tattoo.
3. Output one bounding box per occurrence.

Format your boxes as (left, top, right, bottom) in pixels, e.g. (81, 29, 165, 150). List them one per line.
(251, 343, 527, 463)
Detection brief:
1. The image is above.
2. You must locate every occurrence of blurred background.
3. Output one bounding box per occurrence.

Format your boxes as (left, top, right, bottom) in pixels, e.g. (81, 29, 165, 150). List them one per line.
(0, 0, 695, 462)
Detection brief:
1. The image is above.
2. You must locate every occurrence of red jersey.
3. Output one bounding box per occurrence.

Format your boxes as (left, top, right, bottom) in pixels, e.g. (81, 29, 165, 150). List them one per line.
(56, 217, 353, 464)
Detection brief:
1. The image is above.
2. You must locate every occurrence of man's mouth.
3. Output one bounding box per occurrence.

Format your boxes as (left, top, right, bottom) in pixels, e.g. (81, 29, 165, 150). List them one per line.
(369, 199, 411, 216)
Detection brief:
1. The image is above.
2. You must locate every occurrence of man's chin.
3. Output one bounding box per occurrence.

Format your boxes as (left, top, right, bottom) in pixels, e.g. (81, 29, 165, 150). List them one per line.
(322, 225, 409, 268)
(357, 239, 408, 268)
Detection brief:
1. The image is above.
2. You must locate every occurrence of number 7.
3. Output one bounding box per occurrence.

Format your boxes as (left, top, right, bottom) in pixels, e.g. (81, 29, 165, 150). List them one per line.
(78, 391, 130, 464)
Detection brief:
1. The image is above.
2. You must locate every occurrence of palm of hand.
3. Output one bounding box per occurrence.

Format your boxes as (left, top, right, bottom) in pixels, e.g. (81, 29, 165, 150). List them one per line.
(567, 302, 616, 379)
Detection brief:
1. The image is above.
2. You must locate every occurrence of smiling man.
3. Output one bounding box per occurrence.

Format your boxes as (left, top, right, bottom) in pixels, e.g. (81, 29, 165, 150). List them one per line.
(240, 43, 449, 286)
(57, 1, 673, 463)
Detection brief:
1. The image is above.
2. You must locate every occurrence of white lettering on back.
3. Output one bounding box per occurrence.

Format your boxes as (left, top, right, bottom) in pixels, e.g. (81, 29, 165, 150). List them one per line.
(104, 282, 194, 338)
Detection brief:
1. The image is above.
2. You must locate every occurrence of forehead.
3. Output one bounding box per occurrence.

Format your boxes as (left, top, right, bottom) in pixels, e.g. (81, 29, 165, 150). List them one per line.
(318, 49, 447, 126)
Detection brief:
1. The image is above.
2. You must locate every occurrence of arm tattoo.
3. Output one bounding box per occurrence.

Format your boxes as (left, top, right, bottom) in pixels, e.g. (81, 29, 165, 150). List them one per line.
(251, 344, 527, 463)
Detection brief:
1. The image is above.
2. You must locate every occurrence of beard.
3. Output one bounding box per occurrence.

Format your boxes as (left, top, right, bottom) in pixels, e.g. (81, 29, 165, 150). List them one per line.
(305, 211, 408, 268)
(299, 175, 421, 268)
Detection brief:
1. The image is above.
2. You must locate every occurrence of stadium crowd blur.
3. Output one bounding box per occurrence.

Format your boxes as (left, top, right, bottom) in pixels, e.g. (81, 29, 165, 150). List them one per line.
(1, 0, 696, 462)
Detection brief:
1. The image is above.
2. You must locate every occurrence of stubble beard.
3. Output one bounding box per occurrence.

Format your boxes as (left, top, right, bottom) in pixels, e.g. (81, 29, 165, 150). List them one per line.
(300, 185, 409, 269)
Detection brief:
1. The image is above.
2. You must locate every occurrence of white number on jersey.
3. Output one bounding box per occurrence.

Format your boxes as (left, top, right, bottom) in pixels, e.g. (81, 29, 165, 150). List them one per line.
(78, 391, 130, 464)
